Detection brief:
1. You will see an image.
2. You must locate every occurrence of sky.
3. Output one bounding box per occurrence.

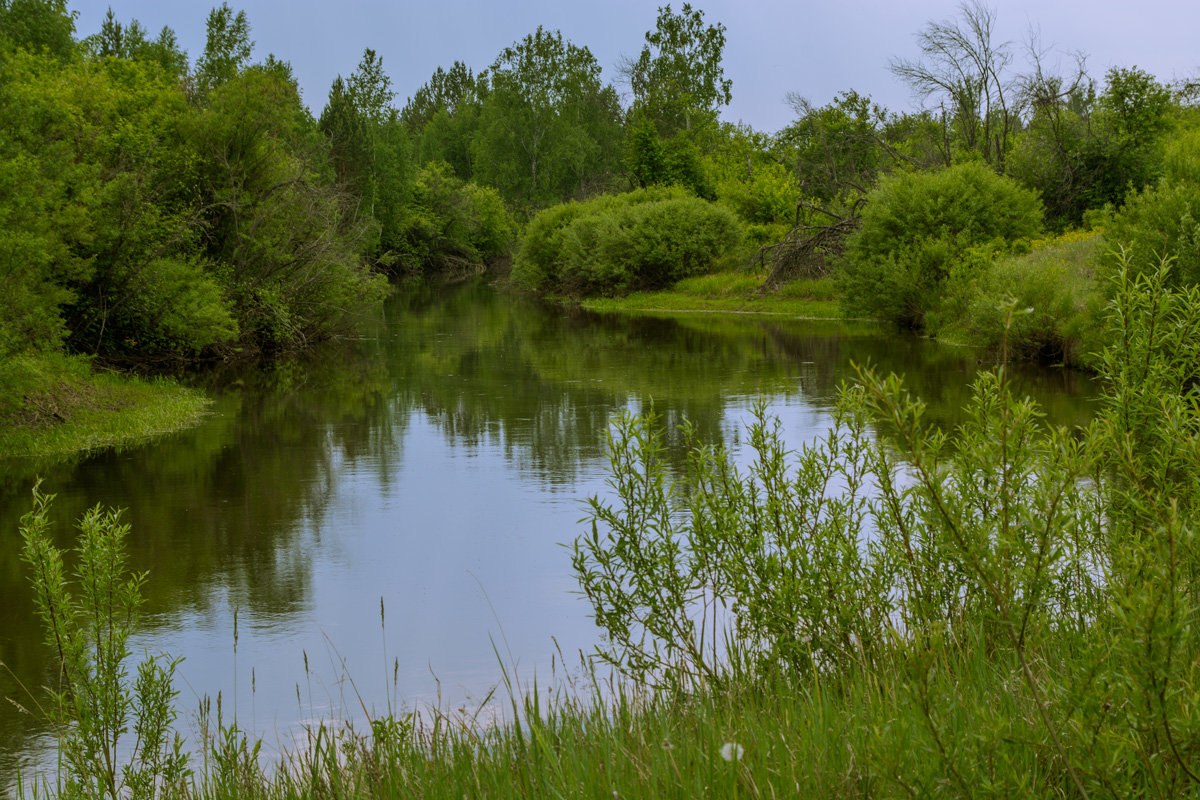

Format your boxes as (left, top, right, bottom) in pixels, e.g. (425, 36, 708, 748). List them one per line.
(72, 0, 1200, 134)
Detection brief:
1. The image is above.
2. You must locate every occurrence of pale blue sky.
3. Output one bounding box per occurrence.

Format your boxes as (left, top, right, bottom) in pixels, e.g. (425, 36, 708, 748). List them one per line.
(72, 0, 1200, 133)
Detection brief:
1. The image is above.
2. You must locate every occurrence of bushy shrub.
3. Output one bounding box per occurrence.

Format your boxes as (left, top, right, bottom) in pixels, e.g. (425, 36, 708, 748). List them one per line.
(392, 161, 515, 276)
(1103, 131, 1200, 286)
(840, 162, 1043, 328)
(935, 231, 1106, 365)
(513, 187, 743, 296)
(575, 257, 1200, 794)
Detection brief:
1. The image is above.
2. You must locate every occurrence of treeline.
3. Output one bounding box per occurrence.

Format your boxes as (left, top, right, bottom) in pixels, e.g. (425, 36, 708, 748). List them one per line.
(4, 0, 1199, 374)
(0, 2, 390, 367)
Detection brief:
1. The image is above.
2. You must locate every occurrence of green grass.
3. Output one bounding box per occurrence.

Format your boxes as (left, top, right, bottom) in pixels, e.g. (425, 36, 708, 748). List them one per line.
(0, 353, 210, 459)
(27, 638, 1100, 799)
(581, 272, 844, 319)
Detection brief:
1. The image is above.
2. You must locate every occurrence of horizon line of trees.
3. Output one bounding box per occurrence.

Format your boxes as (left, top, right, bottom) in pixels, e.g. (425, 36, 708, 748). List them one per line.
(2, 0, 1198, 371)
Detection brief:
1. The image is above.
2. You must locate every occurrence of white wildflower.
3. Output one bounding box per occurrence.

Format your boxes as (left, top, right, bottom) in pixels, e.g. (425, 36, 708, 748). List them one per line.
(719, 741, 744, 762)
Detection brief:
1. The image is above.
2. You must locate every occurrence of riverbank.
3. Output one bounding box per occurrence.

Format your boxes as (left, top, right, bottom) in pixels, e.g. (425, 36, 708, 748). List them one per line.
(579, 273, 843, 318)
(0, 353, 209, 460)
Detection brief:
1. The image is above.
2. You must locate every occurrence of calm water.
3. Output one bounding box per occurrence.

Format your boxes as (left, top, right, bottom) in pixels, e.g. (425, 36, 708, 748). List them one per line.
(0, 281, 1098, 781)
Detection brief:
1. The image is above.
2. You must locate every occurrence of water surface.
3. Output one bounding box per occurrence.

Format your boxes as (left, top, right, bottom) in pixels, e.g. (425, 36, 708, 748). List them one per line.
(0, 281, 1098, 780)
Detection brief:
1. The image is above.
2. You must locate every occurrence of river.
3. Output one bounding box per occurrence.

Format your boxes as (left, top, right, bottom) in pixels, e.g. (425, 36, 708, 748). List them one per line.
(0, 280, 1098, 783)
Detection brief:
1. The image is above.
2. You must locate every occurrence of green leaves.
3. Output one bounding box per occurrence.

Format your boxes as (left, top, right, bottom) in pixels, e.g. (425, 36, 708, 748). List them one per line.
(840, 162, 1043, 328)
(513, 187, 743, 296)
(630, 3, 732, 136)
(20, 486, 189, 799)
(573, 260, 1200, 790)
(473, 27, 623, 207)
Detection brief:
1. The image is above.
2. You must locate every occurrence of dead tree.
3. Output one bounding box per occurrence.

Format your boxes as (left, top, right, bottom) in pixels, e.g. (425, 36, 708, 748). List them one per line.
(758, 199, 865, 290)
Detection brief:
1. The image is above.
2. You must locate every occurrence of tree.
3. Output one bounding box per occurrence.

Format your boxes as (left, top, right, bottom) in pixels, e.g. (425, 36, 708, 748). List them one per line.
(82, 9, 188, 78)
(402, 61, 485, 179)
(775, 90, 891, 203)
(627, 3, 731, 136)
(474, 26, 622, 206)
(401, 61, 483, 133)
(195, 2, 252, 95)
(1010, 65, 1174, 226)
(890, 1, 1016, 171)
(0, 0, 76, 59)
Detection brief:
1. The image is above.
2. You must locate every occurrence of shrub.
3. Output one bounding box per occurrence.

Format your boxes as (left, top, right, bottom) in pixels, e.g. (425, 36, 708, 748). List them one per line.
(20, 486, 189, 798)
(839, 162, 1043, 328)
(512, 187, 743, 296)
(935, 231, 1106, 365)
(390, 161, 514, 276)
(1103, 132, 1200, 286)
(575, 255, 1200, 793)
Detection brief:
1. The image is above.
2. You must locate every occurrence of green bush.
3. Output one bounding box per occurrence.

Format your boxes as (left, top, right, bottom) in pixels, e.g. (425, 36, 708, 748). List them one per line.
(392, 162, 515, 276)
(840, 162, 1043, 328)
(513, 187, 743, 296)
(574, 255, 1200, 794)
(1103, 131, 1200, 285)
(935, 231, 1106, 365)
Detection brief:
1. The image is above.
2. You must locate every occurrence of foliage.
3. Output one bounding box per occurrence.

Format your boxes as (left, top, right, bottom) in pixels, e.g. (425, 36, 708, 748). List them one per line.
(774, 90, 891, 203)
(513, 187, 743, 296)
(889, 0, 1017, 170)
(400, 60, 483, 135)
(20, 486, 189, 798)
(193, 65, 385, 351)
(935, 230, 1106, 365)
(194, 2, 252, 96)
(574, 255, 1200, 794)
(1011, 67, 1175, 227)
(0, 51, 237, 360)
(391, 162, 514, 276)
(319, 48, 414, 262)
(404, 62, 484, 181)
(1102, 127, 1200, 285)
(624, 116, 712, 198)
(0, 0, 76, 59)
(473, 26, 623, 208)
(840, 162, 1043, 328)
(627, 2, 731, 137)
(80, 9, 188, 78)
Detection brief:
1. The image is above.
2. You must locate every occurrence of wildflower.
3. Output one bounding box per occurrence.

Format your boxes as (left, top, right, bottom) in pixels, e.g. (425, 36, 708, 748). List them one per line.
(719, 742, 744, 762)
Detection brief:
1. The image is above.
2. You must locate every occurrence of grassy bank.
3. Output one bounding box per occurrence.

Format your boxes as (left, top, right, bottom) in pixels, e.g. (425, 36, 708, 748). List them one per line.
(0, 353, 209, 460)
(581, 272, 843, 318)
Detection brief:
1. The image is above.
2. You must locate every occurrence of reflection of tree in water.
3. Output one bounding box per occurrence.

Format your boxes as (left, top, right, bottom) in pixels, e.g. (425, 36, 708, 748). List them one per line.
(0, 333, 401, 771)
(388, 282, 1098, 488)
(384, 282, 819, 483)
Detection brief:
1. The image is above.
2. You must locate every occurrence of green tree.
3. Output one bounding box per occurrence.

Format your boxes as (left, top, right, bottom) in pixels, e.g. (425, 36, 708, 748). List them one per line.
(401, 61, 482, 133)
(0, 50, 236, 360)
(0, 0, 76, 58)
(627, 3, 731, 136)
(840, 162, 1043, 329)
(1011, 66, 1174, 226)
(195, 2, 252, 96)
(194, 66, 384, 350)
(890, 1, 1017, 171)
(82, 10, 190, 89)
(775, 90, 891, 203)
(474, 26, 622, 207)
(403, 61, 485, 180)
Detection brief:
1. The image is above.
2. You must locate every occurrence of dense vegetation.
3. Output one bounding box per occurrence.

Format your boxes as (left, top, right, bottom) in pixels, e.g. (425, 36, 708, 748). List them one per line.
(6, 0, 1200, 796)
(4, 0, 1197, 411)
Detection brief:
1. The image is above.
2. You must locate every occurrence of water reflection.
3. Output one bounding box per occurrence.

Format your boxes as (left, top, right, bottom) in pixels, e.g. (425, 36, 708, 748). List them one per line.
(0, 280, 1098, 779)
